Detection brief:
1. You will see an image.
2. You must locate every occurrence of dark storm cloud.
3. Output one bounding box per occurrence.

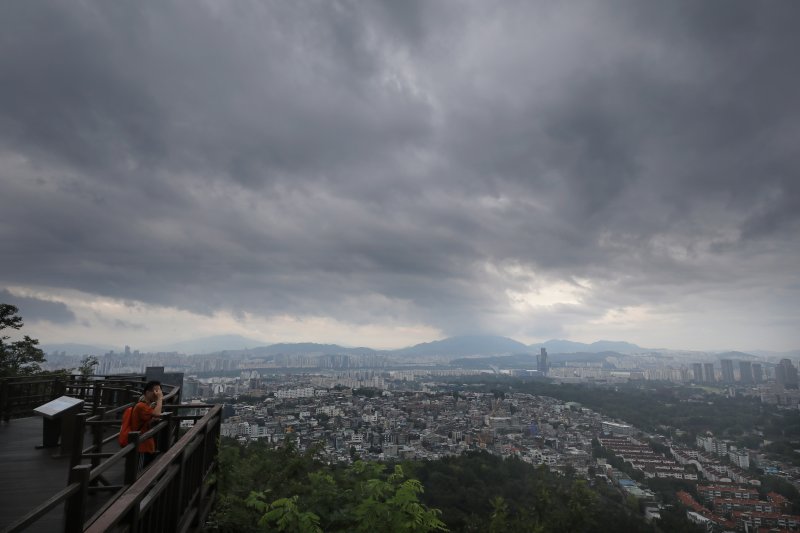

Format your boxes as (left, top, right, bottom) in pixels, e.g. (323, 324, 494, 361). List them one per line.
(0, 290, 76, 325)
(0, 0, 798, 343)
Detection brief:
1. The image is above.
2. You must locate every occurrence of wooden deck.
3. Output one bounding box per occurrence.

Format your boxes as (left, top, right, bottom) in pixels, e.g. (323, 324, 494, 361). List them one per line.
(0, 417, 125, 532)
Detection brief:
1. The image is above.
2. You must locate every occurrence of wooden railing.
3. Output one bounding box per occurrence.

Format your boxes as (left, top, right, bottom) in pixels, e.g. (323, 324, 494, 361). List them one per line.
(2, 400, 220, 532)
(0, 374, 147, 421)
(86, 404, 221, 532)
(0, 373, 68, 421)
(0, 374, 220, 532)
(69, 382, 182, 472)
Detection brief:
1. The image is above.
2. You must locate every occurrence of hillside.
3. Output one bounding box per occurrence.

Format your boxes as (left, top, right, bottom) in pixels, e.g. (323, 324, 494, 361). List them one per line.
(397, 335, 530, 357)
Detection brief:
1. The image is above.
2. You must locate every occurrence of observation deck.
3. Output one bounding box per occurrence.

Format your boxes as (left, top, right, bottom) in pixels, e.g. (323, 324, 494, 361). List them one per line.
(0, 373, 220, 532)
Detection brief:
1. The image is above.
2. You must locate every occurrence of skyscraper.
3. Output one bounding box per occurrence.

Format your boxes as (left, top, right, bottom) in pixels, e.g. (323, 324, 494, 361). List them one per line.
(752, 363, 763, 384)
(692, 363, 703, 382)
(537, 348, 549, 375)
(720, 359, 735, 384)
(739, 361, 753, 384)
(777, 359, 798, 389)
(704, 363, 715, 383)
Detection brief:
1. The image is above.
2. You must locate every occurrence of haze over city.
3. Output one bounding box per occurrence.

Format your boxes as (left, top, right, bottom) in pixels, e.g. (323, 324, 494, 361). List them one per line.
(1, 1, 798, 352)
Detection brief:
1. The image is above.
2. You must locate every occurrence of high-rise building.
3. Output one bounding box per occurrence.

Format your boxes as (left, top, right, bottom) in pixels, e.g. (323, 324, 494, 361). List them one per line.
(752, 363, 763, 384)
(720, 359, 735, 384)
(739, 361, 753, 384)
(537, 348, 549, 375)
(692, 363, 703, 382)
(777, 359, 799, 389)
(704, 363, 715, 383)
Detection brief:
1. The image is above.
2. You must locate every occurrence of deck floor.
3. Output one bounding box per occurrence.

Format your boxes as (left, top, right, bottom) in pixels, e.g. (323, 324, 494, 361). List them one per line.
(0, 417, 126, 532)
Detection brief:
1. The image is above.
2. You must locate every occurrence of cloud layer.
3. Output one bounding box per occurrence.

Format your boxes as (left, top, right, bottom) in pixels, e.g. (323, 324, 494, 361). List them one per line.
(1, 1, 798, 350)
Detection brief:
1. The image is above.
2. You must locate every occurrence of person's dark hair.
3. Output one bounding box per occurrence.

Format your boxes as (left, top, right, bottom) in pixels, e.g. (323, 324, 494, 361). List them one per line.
(143, 380, 161, 393)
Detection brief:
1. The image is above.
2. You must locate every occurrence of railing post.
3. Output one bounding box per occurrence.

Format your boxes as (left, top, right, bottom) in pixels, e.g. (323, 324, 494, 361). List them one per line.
(198, 421, 213, 526)
(0, 380, 8, 422)
(91, 381, 101, 414)
(64, 375, 74, 398)
(91, 407, 106, 471)
(101, 378, 109, 406)
(64, 464, 91, 533)
(174, 450, 189, 531)
(69, 413, 88, 472)
(124, 432, 141, 484)
(159, 411, 173, 453)
(55, 375, 66, 398)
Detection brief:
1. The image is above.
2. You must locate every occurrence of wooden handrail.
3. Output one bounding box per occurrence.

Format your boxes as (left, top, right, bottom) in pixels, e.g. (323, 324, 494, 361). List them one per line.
(0, 374, 150, 421)
(1, 403, 219, 532)
(85, 405, 222, 533)
(1, 483, 81, 533)
(0, 375, 215, 532)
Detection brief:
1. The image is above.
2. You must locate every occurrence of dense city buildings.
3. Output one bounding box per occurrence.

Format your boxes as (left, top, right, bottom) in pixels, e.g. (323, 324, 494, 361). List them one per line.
(36, 341, 800, 530)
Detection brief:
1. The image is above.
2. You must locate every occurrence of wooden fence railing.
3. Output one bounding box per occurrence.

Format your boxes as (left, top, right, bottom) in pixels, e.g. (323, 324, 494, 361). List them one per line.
(85, 404, 222, 532)
(2, 399, 220, 533)
(0, 374, 147, 421)
(1, 374, 220, 533)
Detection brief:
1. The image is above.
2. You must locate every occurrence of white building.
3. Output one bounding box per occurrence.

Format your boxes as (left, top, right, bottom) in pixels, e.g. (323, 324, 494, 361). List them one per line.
(602, 421, 634, 436)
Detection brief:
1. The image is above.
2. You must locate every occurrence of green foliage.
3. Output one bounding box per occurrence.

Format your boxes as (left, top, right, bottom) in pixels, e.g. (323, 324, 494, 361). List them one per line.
(0, 303, 46, 378)
(488, 496, 509, 533)
(351, 464, 447, 532)
(208, 441, 446, 532)
(78, 355, 99, 378)
(407, 450, 652, 533)
(247, 494, 322, 533)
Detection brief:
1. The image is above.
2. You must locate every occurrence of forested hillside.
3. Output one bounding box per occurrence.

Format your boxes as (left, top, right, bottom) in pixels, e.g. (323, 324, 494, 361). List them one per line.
(205, 440, 700, 532)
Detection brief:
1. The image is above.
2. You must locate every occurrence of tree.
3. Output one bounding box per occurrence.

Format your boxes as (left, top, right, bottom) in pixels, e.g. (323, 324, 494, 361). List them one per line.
(78, 355, 99, 378)
(0, 304, 46, 378)
(488, 496, 509, 533)
(247, 494, 322, 533)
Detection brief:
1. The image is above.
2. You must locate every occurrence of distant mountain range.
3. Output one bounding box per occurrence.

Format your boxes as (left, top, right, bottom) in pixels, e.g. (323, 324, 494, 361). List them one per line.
(42, 342, 119, 356)
(224, 343, 380, 357)
(531, 339, 644, 354)
(41, 335, 269, 356)
(713, 351, 760, 361)
(43, 334, 788, 360)
(396, 335, 529, 357)
(147, 335, 269, 354)
(451, 350, 624, 370)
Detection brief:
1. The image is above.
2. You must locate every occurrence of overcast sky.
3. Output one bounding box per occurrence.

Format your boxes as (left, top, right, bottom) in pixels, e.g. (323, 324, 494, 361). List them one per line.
(1, 1, 798, 352)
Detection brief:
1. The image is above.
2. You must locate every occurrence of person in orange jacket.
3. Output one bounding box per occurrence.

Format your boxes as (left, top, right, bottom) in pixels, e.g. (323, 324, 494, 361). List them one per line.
(132, 380, 163, 469)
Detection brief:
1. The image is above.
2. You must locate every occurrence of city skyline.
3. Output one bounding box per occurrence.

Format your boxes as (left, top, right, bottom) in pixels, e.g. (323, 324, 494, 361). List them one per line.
(1, 2, 799, 352)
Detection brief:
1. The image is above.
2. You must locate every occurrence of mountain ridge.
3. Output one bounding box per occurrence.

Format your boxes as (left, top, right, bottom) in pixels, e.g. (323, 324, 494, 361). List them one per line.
(42, 334, 786, 359)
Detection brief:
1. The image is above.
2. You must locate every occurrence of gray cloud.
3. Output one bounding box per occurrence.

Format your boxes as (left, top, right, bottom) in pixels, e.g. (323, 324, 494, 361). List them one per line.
(0, 290, 76, 325)
(1, 0, 799, 348)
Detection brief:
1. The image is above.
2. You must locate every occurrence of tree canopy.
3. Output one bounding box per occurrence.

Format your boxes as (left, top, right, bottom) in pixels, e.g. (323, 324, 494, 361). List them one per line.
(208, 439, 446, 532)
(0, 303, 46, 378)
(206, 440, 687, 532)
